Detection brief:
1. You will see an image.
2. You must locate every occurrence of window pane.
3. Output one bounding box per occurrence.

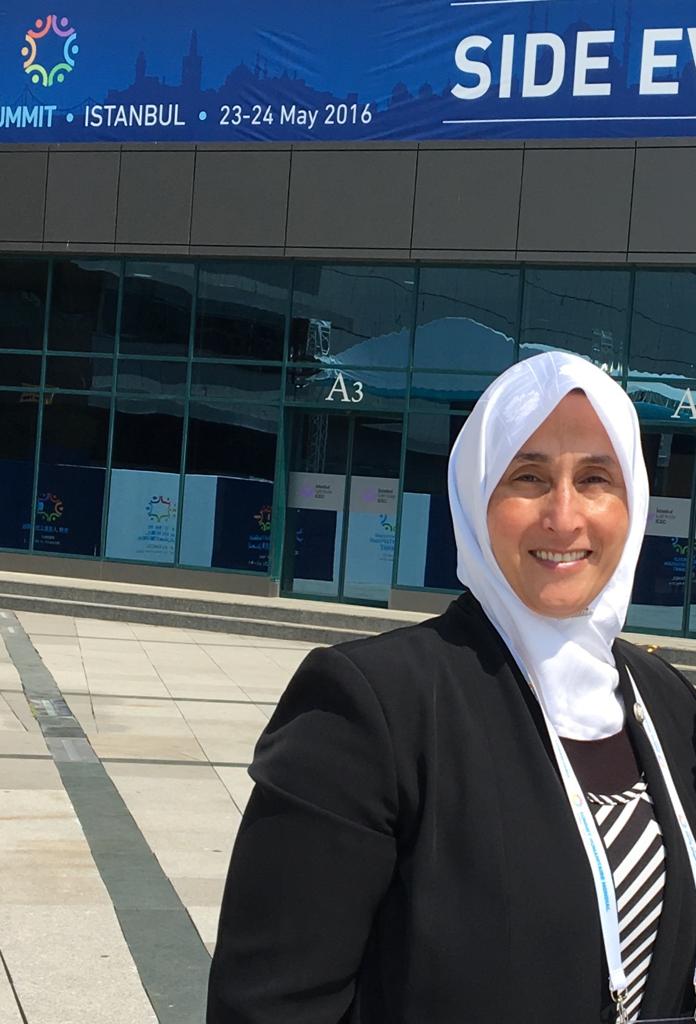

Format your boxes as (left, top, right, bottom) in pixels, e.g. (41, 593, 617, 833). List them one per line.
(190, 362, 282, 402)
(397, 413, 464, 591)
(290, 265, 413, 368)
(120, 262, 193, 356)
(0, 354, 41, 388)
(628, 380, 696, 423)
(46, 356, 112, 391)
(629, 432, 695, 633)
(415, 267, 518, 371)
(520, 269, 629, 372)
(48, 259, 119, 353)
(630, 271, 696, 379)
(410, 372, 493, 413)
(0, 392, 38, 549)
(180, 402, 279, 572)
(105, 399, 184, 563)
(195, 261, 288, 360)
(117, 359, 186, 396)
(35, 395, 109, 556)
(0, 258, 47, 350)
(287, 367, 407, 411)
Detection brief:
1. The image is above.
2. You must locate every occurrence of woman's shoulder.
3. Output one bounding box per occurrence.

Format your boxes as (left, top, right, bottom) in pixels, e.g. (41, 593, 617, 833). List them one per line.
(614, 635, 696, 706)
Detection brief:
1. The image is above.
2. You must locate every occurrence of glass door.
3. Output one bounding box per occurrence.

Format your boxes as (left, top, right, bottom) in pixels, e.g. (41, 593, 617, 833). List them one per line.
(281, 411, 402, 604)
(628, 431, 696, 634)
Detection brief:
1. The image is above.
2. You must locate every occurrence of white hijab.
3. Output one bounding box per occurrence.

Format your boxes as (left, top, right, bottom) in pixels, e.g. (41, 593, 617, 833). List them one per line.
(447, 351, 649, 740)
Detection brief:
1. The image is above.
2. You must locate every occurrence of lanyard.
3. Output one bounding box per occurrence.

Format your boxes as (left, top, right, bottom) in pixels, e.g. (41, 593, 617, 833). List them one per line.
(530, 669, 696, 1023)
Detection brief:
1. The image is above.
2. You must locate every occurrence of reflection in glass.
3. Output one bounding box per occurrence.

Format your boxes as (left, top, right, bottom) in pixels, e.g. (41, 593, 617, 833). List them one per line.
(631, 271, 696, 380)
(397, 413, 466, 591)
(106, 399, 184, 563)
(520, 268, 629, 372)
(629, 432, 696, 632)
(409, 372, 493, 413)
(117, 359, 187, 395)
(0, 354, 41, 389)
(0, 391, 38, 549)
(282, 413, 350, 598)
(120, 262, 194, 357)
(343, 418, 402, 603)
(287, 367, 407, 412)
(48, 260, 119, 352)
(0, 258, 47, 350)
(180, 402, 279, 571)
(415, 267, 518, 371)
(36, 395, 109, 556)
(627, 380, 696, 423)
(46, 356, 112, 391)
(195, 262, 289, 360)
(290, 265, 413, 367)
(190, 362, 282, 402)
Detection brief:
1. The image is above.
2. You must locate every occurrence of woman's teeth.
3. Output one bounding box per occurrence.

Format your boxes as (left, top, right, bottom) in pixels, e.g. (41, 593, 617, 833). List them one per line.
(532, 550, 590, 563)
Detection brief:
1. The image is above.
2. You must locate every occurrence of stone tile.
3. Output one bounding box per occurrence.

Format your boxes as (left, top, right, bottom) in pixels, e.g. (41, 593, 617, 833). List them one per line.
(186, 904, 223, 946)
(105, 761, 217, 782)
(15, 611, 77, 636)
(84, 676, 170, 699)
(143, 833, 238, 879)
(0, 905, 158, 1024)
(159, 678, 251, 701)
(169, 875, 226, 907)
(239, 682, 289, 703)
(0, 757, 61, 789)
(1, 692, 41, 733)
(214, 766, 254, 813)
(0, 693, 28, 733)
(90, 734, 207, 761)
(129, 624, 197, 642)
(0, 969, 23, 1023)
(0, 733, 52, 756)
(75, 619, 137, 639)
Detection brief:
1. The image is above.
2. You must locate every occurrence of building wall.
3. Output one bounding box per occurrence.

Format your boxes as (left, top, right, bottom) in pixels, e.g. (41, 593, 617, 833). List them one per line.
(1, 139, 695, 263)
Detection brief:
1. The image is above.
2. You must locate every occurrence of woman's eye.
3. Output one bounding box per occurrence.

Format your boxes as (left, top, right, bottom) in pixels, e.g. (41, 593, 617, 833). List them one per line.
(513, 473, 542, 483)
(581, 474, 611, 486)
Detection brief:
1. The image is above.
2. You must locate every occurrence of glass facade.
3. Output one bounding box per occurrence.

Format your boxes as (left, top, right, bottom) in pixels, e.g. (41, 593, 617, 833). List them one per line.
(2, 257, 696, 634)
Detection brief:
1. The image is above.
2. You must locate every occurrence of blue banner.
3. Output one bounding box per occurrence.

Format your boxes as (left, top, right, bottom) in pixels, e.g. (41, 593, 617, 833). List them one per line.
(2, 2, 696, 142)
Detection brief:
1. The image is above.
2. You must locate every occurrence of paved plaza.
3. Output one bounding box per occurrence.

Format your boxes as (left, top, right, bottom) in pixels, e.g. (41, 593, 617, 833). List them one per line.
(0, 609, 317, 1024)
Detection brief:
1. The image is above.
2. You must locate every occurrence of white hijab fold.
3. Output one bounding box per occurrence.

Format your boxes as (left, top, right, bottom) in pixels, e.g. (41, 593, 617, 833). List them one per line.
(447, 351, 649, 740)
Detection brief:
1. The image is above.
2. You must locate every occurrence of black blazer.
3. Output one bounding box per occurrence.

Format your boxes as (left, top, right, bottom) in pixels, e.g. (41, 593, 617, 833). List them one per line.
(207, 591, 696, 1023)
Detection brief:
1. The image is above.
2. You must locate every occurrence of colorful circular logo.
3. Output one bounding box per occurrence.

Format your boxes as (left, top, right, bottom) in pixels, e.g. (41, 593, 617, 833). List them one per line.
(37, 493, 64, 522)
(21, 15, 78, 87)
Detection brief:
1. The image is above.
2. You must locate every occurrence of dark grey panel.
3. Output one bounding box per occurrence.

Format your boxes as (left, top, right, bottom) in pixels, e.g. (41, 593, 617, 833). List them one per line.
(412, 149, 523, 251)
(518, 148, 634, 252)
(191, 150, 290, 246)
(0, 151, 47, 242)
(116, 151, 195, 246)
(630, 148, 696, 253)
(286, 150, 417, 249)
(45, 151, 119, 243)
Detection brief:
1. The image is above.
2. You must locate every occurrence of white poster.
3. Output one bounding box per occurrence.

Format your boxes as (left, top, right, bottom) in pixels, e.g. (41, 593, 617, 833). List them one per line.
(645, 496, 691, 538)
(343, 476, 399, 601)
(179, 475, 218, 567)
(105, 469, 179, 563)
(396, 492, 431, 588)
(288, 472, 346, 511)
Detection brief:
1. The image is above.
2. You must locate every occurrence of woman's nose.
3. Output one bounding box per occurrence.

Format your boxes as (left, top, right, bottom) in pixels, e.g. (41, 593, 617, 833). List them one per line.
(541, 482, 583, 535)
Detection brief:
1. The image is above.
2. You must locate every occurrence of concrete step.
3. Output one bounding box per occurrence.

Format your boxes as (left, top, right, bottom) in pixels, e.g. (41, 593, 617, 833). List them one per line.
(0, 592, 384, 646)
(0, 575, 422, 639)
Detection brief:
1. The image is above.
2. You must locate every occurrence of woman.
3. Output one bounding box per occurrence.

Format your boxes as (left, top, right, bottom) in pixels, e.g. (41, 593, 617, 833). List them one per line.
(207, 351, 696, 1024)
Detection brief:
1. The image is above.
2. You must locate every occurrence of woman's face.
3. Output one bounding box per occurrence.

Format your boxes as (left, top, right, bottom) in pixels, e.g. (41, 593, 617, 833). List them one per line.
(486, 392, 629, 618)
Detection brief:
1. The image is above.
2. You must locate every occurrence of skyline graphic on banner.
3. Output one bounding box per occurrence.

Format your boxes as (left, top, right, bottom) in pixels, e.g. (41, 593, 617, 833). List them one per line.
(1, 1, 696, 141)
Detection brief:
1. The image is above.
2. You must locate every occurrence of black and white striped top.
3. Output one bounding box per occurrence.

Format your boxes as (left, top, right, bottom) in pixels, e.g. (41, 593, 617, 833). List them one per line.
(586, 779, 666, 1022)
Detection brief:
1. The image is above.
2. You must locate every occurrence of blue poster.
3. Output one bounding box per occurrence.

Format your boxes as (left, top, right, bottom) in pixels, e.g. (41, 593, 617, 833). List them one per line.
(212, 477, 273, 572)
(3, 2, 696, 143)
(34, 463, 105, 556)
(0, 460, 34, 550)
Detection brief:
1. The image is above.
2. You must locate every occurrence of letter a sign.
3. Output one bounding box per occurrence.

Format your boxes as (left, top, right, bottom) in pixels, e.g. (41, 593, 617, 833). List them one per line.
(325, 371, 364, 404)
(671, 388, 696, 420)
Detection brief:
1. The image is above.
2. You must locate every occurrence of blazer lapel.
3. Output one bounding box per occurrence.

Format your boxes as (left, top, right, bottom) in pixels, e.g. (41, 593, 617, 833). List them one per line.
(614, 649, 696, 1018)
